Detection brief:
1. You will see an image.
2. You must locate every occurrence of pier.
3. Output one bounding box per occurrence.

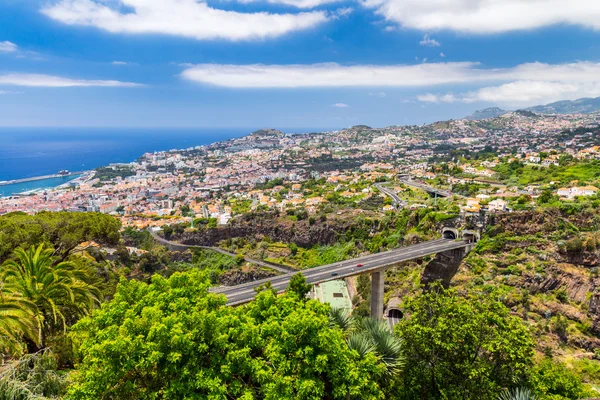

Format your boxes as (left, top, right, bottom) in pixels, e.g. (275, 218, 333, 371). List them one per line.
(0, 171, 87, 187)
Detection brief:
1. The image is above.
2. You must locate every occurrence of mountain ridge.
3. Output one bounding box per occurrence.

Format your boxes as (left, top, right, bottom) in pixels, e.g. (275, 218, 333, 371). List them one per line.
(466, 96, 600, 120)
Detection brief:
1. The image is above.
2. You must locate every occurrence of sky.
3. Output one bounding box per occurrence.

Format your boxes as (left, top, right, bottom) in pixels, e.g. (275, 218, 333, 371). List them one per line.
(1, 0, 600, 129)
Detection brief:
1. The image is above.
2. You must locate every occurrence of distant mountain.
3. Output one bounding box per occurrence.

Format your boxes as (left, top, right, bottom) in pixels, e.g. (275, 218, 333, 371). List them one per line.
(513, 109, 538, 118)
(524, 97, 600, 114)
(465, 107, 506, 120)
(248, 128, 285, 138)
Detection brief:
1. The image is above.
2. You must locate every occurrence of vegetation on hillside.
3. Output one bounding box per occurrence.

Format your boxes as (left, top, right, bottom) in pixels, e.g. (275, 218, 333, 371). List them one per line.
(0, 206, 598, 399)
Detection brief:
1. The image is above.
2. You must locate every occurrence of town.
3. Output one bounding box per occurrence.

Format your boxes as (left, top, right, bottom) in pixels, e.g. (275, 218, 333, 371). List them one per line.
(2, 110, 599, 227)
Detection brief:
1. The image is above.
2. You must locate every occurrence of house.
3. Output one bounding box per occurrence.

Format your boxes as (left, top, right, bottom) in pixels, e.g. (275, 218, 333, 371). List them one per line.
(305, 197, 325, 206)
(462, 198, 481, 213)
(557, 186, 598, 199)
(488, 199, 508, 212)
(219, 213, 232, 225)
(579, 186, 599, 196)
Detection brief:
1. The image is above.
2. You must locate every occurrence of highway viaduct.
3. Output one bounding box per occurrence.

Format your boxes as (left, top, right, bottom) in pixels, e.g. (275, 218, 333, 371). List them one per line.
(212, 228, 479, 319)
(150, 227, 479, 319)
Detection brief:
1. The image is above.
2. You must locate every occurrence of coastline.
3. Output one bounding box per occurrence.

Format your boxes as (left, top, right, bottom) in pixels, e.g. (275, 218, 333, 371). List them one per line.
(0, 171, 86, 187)
(0, 173, 88, 197)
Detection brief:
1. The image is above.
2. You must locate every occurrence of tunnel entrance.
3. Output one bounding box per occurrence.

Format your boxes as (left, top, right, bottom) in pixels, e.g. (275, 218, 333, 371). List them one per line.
(442, 228, 458, 240)
(387, 308, 403, 320)
(462, 230, 480, 243)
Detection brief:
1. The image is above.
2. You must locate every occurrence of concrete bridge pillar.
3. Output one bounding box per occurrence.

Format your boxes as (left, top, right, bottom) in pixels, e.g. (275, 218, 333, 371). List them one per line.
(370, 270, 385, 319)
(421, 248, 466, 289)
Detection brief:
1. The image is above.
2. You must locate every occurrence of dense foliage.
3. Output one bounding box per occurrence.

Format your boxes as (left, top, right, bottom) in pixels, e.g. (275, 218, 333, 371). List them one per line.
(0, 212, 120, 262)
(0, 206, 598, 399)
(67, 271, 385, 399)
(395, 287, 534, 399)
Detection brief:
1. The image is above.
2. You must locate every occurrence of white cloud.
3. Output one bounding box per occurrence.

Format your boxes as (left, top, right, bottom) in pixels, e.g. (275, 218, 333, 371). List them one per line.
(439, 52, 445, 58)
(0, 73, 143, 88)
(369, 92, 386, 97)
(360, 0, 600, 34)
(384, 26, 396, 32)
(112, 61, 135, 66)
(332, 7, 353, 18)
(464, 81, 600, 106)
(417, 93, 458, 103)
(180, 61, 485, 88)
(332, 102, 349, 107)
(418, 80, 600, 107)
(238, 0, 340, 9)
(180, 60, 600, 107)
(419, 34, 439, 47)
(0, 41, 18, 53)
(42, 0, 329, 41)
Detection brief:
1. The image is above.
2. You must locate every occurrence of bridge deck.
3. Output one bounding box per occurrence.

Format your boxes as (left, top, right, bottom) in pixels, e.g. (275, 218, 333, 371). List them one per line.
(214, 238, 469, 306)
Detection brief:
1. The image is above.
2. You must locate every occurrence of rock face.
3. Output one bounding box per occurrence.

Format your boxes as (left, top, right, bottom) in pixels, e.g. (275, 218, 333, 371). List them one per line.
(421, 248, 467, 288)
(178, 220, 338, 248)
(487, 209, 597, 236)
(589, 292, 600, 335)
(174, 212, 387, 248)
(218, 269, 276, 286)
(524, 265, 593, 303)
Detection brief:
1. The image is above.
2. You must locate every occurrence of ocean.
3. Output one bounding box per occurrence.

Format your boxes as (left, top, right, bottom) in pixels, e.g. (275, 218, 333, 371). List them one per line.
(0, 127, 325, 196)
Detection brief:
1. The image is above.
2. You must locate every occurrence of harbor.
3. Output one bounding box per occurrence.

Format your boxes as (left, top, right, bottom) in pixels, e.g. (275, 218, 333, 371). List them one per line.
(0, 171, 85, 187)
(0, 171, 90, 197)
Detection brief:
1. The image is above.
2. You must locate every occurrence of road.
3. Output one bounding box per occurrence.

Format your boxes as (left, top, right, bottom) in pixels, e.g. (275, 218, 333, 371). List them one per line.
(398, 178, 462, 198)
(215, 238, 469, 305)
(374, 183, 406, 208)
(148, 229, 296, 274)
(388, 313, 402, 328)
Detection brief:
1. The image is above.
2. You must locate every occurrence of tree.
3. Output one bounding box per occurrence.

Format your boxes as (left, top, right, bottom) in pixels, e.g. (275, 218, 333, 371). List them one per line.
(67, 271, 385, 399)
(1, 245, 102, 348)
(347, 317, 404, 376)
(0, 294, 39, 357)
(287, 273, 312, 299)
(395, 287, 534, 399)
(235, 253, 245, 266)
(0, 212, 121, 262)
(530, 358, 594, 399)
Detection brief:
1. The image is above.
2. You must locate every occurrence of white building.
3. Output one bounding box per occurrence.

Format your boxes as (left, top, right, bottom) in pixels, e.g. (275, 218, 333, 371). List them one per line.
(488, 199, 508, 212)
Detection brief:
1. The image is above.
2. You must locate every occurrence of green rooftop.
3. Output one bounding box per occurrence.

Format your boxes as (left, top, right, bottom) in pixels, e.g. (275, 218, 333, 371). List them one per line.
(315, 280, 352, 310)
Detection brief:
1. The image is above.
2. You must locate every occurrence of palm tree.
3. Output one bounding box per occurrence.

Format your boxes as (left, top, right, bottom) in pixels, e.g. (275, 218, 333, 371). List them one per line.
(329, 308, 404, 375)
(1, 244, 102, 347)
(497, 388, 537, 400)
(0, 293, 39, 356)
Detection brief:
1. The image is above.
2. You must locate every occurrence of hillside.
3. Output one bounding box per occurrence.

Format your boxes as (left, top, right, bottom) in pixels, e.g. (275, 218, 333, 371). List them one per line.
(526, 97, 600, 115)
(466, 107, 507, 120)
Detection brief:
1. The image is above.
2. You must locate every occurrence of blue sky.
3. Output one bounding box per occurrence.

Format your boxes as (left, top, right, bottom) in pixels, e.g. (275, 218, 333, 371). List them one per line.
(1, 0, 600, 129)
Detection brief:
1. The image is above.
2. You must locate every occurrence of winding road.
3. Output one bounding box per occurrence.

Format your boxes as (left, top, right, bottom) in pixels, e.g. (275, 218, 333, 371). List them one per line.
(374, 182, 406, 208)
(148, 229, 295, 274)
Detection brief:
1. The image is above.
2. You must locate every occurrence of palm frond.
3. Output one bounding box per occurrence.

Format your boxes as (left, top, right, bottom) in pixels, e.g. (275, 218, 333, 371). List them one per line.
(328, 307, 353, 331)
(498, 388, 537, 400)
(347, 332, 376, 358)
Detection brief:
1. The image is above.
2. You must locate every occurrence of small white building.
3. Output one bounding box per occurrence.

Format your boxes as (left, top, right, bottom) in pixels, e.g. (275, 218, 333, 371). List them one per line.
(488, 199, 508, 212)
